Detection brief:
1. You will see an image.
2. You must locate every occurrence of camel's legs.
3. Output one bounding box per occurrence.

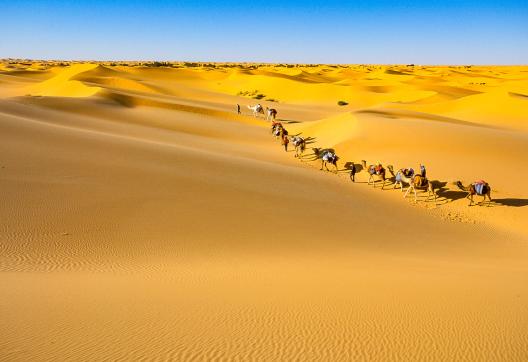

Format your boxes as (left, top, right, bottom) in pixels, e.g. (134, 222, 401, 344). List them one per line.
(424, 190, 430, 203)
(413, 187, 418, 203)
(425, 185, 431, 202)
(404, 185, 412, 199)
(480, 193, 492, 206)
(431, 188, 437, 206)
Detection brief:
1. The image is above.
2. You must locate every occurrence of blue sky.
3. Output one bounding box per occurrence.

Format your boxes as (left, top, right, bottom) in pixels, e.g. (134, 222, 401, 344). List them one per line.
(1, 0, 527, 64)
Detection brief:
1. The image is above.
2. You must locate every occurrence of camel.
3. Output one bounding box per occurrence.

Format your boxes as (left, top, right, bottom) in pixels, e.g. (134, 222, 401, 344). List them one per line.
(387, 165, 415, 192)
(271, 122, 282, 135)
(291, 136, 306, 158)
(313, 148, 339, 172)
(266, 107, 277, 121)
(361, 160, 388, 189)
(399, 167, 436, 205)
(456, 181, 492, 206)
(247, 104, 264, 117)
(271, 122, 286, 139)
(272, 124, 287, 140)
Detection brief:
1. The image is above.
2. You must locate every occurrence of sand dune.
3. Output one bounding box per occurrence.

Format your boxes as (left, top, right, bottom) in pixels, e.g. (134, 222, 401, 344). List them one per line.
(23, 63, 101, 97)
(1, 61, 527, 361)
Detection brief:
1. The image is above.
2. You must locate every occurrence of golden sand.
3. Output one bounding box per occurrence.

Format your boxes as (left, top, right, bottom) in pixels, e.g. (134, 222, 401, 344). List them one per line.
(1, 61, 527, 360)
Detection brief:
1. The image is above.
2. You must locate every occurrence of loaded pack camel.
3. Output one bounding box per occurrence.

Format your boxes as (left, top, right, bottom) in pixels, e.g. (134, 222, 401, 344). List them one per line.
(266, 107, 277, 121)
(247, 104, 264, 117)
(387, 165, 415, 191)
(291, 136, 306, 158)
(271, 122, 287, 139)
(271, 121, 282, 135)
(398, 166, 437, 205)
(313, 148, 339, 172)
(361, 160, 389, 189)
(456, 181, 492, 206)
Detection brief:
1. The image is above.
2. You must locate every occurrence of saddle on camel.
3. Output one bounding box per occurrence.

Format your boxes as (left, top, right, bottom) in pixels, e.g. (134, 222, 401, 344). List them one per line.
(362, 160, 388, 189)
(456, 180, 492, 206)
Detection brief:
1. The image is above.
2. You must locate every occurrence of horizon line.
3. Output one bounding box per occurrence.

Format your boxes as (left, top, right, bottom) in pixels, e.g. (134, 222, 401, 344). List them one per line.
(2, 58, 527, 67)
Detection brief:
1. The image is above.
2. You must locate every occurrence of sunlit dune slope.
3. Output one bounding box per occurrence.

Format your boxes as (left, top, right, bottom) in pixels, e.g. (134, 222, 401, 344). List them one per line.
(1, 60, 527, 361)
(22, 63, 101, 97)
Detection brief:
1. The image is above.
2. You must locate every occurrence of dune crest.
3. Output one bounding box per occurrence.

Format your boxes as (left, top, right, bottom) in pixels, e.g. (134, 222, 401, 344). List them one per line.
(24, 63, 101, 97)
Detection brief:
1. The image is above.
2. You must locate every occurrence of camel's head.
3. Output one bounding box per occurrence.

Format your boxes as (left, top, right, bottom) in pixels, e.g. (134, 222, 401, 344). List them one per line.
(313, 148, 320, 156)
(361, 160, 367, 167)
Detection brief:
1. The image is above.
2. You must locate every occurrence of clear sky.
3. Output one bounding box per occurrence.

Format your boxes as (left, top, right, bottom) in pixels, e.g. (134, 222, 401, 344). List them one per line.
(1, 0, 527, 64)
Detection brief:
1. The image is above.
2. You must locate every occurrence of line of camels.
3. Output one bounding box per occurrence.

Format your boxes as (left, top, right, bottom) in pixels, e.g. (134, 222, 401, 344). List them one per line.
(247, 103, 277, 121)
(256, 107, 492, 207)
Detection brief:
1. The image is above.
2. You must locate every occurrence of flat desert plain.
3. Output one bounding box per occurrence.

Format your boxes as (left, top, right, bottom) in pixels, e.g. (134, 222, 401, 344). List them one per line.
(1, 61, 528, 361)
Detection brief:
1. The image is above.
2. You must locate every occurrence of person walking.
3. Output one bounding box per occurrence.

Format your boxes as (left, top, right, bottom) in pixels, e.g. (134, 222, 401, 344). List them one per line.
(236, 104, 241, 114)
(350, 162, 356, 182)
(281, 135, 289, 151)
(420, 164, 426, 178)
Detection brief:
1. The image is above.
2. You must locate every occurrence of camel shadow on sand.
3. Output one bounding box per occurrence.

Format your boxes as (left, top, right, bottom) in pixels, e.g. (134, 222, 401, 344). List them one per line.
(432, 181, 466, 205)
(290, 133, 316, 145)
(280, 119, 301, 124)
(300, 147, 335, 162)
(344, 161, 364, 173)
(486, 198, 528, 207)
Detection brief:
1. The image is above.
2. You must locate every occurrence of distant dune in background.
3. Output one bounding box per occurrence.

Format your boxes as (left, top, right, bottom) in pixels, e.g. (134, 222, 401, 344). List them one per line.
(1, 60, 527, 361)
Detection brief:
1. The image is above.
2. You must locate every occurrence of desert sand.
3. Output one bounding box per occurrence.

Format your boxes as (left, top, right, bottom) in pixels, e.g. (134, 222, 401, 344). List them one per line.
(1, 60, 527, 361)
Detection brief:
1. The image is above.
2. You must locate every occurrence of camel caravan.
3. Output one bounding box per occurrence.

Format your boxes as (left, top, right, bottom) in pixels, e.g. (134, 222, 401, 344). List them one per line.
(238, 103, 492, 207)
